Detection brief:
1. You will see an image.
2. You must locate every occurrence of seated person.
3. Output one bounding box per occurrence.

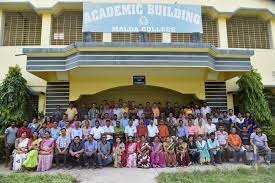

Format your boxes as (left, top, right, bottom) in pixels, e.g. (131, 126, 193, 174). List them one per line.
(240, 126, 254, 164)
(12, 131, 29, 170)
(176, 137, 191, 167)
(163, 136, 177, 167)
(112, 137, 126, 168)
(150, 136, 165, 168)
(97, 135, 112, 168)
(187, 135, 200, 164)
(137, 135, 151, 168)
(207, 132, 222, 165)
(125, 136, 137, 168)
(250, 127, 272, 165)
(195, 135, 210, 165)
(55, 128, 70, 169)
(68, 136, 85, 169)
(84, 134, 98, 169)
(228, 127, 244, 163)
(114, 121, 125, 142)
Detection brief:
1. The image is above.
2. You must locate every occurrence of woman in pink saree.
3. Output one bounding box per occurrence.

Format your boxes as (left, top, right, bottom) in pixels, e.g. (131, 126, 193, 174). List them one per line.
(150, 136, 165, 168)
(37, 131, 54, 171)
(126, 136, 137, 168)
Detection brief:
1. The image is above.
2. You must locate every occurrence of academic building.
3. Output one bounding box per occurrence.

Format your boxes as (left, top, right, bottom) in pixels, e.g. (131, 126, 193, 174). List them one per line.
(0, 0, 275, 118)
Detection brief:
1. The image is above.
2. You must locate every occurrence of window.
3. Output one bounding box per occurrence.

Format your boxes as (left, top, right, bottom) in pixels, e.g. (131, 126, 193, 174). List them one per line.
(112, 32, 162, 42)
(227, 16, 270, 49)
(51, 11, 102, 45)
(3, 12, 42, 46)
(171, 14, 218, 47)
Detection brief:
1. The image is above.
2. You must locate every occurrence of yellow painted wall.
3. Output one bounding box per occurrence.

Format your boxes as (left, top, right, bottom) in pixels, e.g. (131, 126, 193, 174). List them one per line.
(69, 67, 206, 101)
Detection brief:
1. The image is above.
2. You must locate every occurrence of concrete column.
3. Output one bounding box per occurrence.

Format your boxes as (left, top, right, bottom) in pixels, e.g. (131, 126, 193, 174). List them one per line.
(0, 9, 5, 46)
(269, 19, 275, 49)
(162, 33, 171, 43)
(103, 32, 112, 42)
(217, 16, 228, 48)
(41, 13, 52, 46)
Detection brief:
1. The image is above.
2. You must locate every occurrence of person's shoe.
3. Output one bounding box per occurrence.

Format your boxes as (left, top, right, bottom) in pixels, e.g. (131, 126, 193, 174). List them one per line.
(56, 166, 60, 170)
(265, 161, 271, 166)
(67, 165, 73, 170)
(87, 164, 90, 169)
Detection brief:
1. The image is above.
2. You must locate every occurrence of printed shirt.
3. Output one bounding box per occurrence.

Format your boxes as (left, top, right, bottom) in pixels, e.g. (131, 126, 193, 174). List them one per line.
(56, 135, 71, 149)
(228, 134, 241, 148)
(215, 131, 228, 146)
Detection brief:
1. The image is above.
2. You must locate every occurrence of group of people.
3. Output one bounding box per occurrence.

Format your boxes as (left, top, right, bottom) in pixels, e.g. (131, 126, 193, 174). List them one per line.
(4, 100, 272, 171)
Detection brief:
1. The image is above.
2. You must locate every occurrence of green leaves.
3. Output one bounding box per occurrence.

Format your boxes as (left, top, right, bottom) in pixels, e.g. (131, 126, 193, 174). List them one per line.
(237, 70, 272, 126)
(0, 65, 28, 131)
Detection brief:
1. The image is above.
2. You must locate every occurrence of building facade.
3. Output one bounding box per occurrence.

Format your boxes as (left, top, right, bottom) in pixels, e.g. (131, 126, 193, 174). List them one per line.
(0, 0, 275, 117)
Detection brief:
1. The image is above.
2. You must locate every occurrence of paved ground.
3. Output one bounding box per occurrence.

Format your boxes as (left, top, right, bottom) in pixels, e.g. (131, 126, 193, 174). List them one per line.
(0, 163, 252, 183)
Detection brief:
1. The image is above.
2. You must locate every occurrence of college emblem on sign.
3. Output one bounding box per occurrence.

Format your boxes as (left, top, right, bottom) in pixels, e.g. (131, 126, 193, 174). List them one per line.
(138, 16, 149, 26)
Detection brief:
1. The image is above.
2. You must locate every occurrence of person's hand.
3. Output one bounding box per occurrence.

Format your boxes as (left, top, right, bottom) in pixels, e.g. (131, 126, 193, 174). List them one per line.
(75, 153, 80, 158)
(265, 146, 269, 151)
(71, 152, 75, 156)
(102, 155, 106, 160)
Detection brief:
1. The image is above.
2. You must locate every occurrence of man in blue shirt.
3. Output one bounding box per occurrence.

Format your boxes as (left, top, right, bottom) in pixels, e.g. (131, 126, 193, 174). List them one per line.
(84, 134, 98, 169)
(120, 112, 129, 128)
(207, 132, 222, 165)
(97, 135, 112, 168)
(50, 121, 61, 140)
(177, 120, 188, 139)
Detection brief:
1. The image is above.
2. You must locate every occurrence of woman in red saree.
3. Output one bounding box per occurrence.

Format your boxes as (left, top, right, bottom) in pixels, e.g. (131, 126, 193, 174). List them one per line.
(37, 131, 54, 171)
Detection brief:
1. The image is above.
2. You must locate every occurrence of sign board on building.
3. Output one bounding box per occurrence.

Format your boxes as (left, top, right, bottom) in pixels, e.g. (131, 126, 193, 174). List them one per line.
(83, 3, 202, 33)
(133, 76, 146, 85)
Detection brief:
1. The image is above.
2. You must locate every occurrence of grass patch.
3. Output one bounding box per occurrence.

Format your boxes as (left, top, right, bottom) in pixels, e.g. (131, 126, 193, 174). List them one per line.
(0, 173, 77, 183)
(158, 166, 275, 183)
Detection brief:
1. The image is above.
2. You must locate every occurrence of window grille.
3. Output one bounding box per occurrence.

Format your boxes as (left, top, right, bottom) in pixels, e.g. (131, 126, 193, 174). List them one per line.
(51, 11, 102, 45)
(171, 14, 218, 47)
(227, 16, 270, 49)
(112, 32, 162, 42)
(3, 12, 42, 46)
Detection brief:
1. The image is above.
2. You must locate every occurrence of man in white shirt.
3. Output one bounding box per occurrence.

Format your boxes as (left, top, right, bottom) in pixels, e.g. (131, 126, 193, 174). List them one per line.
(147, 120, 159, 143)
(166, 112, 177, 126)
(200, 102, 211, 119)
(228, 109, 237, 122)
(103, 120, 114, 145)
(193, 113, 206, 126)
(71, 121, 83, 140)
(124, 120, 137, 141)
(90, 120, 104, 141)
(205, 118, 216, 135)
(113, 104, 123, 120)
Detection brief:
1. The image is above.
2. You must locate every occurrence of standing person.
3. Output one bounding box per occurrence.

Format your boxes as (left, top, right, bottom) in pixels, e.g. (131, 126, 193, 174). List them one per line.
(17, 121, 32, 138)
(68, 136, 85, 169)
(250, 127, 271, 165)
(125, 136, 137, 168)
(244, 112, 256, 137)
(177, 120, 188, 139)
(65, 102, 78, 122)
(196, 119, 207, 137)
(97, 135, 112, 168)
(124, 120, 137, 141)
(78, 103, 88, 121)
(228, 109, 236, 123)
(112, 137, 126, 168)
(187, 135, 200, 164)
(84, 134, 98, 169)
(23, 131, 42, 169)
(166, 113, 177, 126)
(165, 102, 174, 117)
(58, 114, 67, 128)
(205, 118, 216, 135)
(207, 132, 222, 165)
(195, 135, 210, 165)
(200, 102, 211, 119)
(152, 102, 160, 118)
(113, 103, 123, 120)
(129, 101, 138, 118)
(235, 113, 245, 134)
(81, 114, 91, 128)
(114, 121, 125, 142)
(12, 131, 29, 170)
(144, 102, 153, 119)
(38, 122, 50, 139)
(187, 119, 197, 136)
(176, 137, 191, 167)
(53, 105, 63, 122)
(28, 117, 40, 134)
(120, 112, 129, 129)
(4, 121, 18, 167)
(121, 102, 129, 116)
(37, 131, 55, 172)
(71, 121, 83, 140)
(228, 127, 244, 163)
(103, 120, 114, 145)
(55, 128, 70, 169)
(137, 104, 144, 119)
(168, 121, 177, 141)
(136, 120, 148, 139)
(64, 121, 72, 139)
(50, 121, 61, 141)
(163, 136, 177, 167)
(150, 136, 166, 168)
(174, 103, 181, 118)
(45, 116, 54, 129)
(137, 135, 151, 168)
(184, 104, 193, 118)
(147, 120, 159, 143)
(82, 119, 91, 141)
(192, 104, 201, 117)
(158, 120, 169, 141)
(88, 103, 99, 121)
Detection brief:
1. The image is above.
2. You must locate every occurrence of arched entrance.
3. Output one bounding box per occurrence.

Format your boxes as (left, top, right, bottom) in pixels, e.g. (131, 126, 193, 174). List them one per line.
(75, 85, 200, 107)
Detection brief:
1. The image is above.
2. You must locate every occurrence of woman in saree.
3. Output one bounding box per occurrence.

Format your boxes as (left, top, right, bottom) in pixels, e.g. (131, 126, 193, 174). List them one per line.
(37, 131, 55, 171)
(137, 135, 151, 168)
(150, 136, 165, 168)
(23, 131, 42, 169)
(176, 137, 191, 167)
(125, 136, 137, 168)
(163, 136, 177, 167)
(195, 135, 210, 165)
(187, 135, 200, 164)
(112, 137, 126, 168)
(12, 131, 29, 170)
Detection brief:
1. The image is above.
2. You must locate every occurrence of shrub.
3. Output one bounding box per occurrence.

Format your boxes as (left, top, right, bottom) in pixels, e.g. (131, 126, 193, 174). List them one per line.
(0, 135, 4, 161)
